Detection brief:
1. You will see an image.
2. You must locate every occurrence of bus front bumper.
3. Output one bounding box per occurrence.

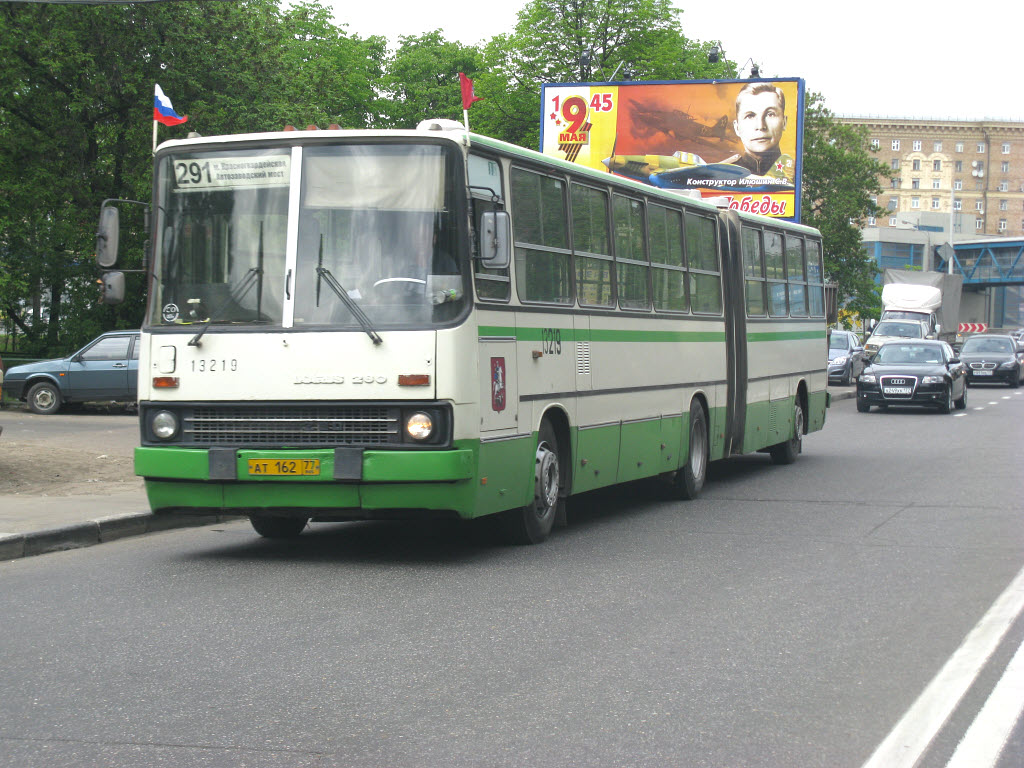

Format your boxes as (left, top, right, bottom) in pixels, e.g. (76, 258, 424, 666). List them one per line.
(136, 445, 477, 518)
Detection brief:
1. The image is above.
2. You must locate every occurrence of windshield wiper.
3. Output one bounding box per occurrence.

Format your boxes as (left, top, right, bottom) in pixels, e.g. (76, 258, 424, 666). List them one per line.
(189, 222, 267, 348)
(315, 236, 382, 346)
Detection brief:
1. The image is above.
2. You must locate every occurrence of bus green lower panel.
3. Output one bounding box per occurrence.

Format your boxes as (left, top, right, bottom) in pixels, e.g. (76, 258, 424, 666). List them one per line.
(808, 389, 827, 432)
(572, 424, 621, 494)
(476, 435, 534, 518)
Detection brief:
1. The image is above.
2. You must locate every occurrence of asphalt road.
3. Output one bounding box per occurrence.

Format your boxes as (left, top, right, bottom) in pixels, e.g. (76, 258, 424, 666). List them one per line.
(1, 392, 1023, 767)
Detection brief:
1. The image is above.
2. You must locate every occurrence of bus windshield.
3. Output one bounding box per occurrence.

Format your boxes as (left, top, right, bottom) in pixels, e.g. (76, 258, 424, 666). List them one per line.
(149, 143, 466, 330)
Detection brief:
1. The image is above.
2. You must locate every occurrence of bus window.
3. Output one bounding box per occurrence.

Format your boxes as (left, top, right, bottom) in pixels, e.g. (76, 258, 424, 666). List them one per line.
(571, 183, 613, 307)
(684, 212, 722, 315)
(741, 226, 766, 317)
(806, 240, 825, 317)
(613, 195, 649, 310)
(511, 167, 572, 304)
(649, 203, 687, 313)
(786, 235, 807, 317)
(764, 230, 787, 317)
(470, 154, 510, 302)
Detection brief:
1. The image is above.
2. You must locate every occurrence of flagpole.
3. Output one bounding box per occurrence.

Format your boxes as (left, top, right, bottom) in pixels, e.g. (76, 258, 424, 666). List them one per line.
(463, 109, 470, 133)
(152, 119, 158, 154)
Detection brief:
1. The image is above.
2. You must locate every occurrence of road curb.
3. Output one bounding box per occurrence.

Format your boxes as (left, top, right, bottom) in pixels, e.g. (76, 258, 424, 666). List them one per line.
(0, 512, 241, 562)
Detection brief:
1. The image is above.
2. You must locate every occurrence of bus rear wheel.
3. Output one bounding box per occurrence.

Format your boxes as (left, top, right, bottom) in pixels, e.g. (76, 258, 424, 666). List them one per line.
(502, 421, 561, 545)
(672, 402, 708, 500)
(250, 515, 308, 539)
(770, 400, 804, 465)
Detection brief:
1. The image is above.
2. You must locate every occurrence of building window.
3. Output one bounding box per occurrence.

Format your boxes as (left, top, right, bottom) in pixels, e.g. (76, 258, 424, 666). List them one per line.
(933, 160, 941, 171)
(956, 142, 964, 153)
(932, 179, 941, 189)
(913, 140, 922, 151)
(1000, 200, 1008, 211)
(975, 201, 984, 211)
(867, 216, 876, 226)
(955, 160, 963, 172)
(977, 142, 986, 153)
(1002, 143, 1011, 154)
(891, 178, 900, 189)
(934, 141, 942, 152)
(870, 195, 877, 205)
(889, 217, 898, 226)
(998, 181, 1009, 192)
(912, 178, 920, 189)
(911, 197, 920, 209)
(871, 139, 880, 150)
(999, 219, 1007, 232)
(1002, 161, 1010, 172)
(954, 199, 962, 211)
(891, 158, 900, 170)
(975, 219, 984, 231)
(931, 197, 940, 209)
(912, 159, 921, 171)
(892, 139, 901, 151)
(887, 199, 898, 211)
(954, 180, 962, 190)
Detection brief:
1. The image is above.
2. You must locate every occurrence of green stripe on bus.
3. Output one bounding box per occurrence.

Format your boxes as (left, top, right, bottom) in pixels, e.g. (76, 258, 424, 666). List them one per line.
(478, 326, 725, 343)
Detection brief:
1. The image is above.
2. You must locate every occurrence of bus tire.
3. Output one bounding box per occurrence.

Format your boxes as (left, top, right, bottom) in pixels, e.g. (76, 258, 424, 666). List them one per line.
(27, 381, 62, 415)
(250, 515, 308, 539)
(672, 402, 708, 500)
(502, 421, 561, 544)
(770, 400, 804, 465)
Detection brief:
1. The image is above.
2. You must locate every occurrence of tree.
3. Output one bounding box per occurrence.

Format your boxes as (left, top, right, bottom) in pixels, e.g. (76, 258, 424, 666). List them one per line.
(380, 31, 482, 129)
(469, 0, 730, 148)
(800, 92, 890, 321)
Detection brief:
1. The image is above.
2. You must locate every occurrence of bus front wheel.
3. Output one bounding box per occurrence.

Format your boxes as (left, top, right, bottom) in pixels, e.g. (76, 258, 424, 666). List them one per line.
(672, 402, 708, 500)
(502, 421, 561, 545)
(250, 515, 308, 539)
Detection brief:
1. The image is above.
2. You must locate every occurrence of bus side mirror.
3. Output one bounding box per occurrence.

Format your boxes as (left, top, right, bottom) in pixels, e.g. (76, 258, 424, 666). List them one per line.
(99, 271, 125, 305)
(479, 211, 510, 270)
(96, 204, 120, 268)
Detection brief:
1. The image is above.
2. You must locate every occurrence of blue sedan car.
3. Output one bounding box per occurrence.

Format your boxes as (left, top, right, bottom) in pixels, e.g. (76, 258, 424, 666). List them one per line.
(3, 331, 139, 414)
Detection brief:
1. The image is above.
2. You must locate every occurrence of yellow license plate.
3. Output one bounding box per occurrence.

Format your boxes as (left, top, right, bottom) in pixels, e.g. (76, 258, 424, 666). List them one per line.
(247, 459, 321, 477)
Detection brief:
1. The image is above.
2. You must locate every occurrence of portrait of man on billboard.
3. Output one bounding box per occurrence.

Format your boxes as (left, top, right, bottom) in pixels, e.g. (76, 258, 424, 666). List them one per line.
(719, 82, 794, 182)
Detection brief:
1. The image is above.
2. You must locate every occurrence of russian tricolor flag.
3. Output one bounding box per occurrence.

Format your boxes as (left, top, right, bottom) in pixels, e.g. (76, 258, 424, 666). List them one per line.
(154, 84, 188, 126)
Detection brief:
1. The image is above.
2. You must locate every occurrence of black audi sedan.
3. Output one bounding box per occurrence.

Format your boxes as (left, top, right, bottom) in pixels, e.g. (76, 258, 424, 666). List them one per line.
(856, 340, 968, 414)
(957, 334, 1024, 387)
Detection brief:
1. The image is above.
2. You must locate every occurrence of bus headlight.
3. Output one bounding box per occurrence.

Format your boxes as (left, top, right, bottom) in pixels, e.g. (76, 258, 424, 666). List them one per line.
(405, 411, 434, 441)
(152, 410, 179, 440)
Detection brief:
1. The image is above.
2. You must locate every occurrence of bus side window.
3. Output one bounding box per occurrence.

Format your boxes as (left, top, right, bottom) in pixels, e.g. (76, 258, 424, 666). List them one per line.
(510, 167, 572, 305)
(742, 226, 766, 317)
(786, 234, 807, 317)
(684, 211, 722, 315)
(764, 230, 787, 317)
(613, 194, 649, 310)
(806, 240, 825, 317)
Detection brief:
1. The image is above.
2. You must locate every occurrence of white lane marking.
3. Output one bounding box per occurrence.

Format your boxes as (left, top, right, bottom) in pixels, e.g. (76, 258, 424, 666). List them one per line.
(946, 639, 1024, 768)
(860, 565, 1024, 768)
(973, 407, 985, 411)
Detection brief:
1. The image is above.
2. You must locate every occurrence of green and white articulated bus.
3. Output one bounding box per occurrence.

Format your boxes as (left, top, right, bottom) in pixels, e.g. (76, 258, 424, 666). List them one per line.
(97, 119, 829, 544)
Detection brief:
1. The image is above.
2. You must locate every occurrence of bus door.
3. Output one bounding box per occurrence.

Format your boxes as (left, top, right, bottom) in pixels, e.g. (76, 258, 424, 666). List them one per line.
(718, 210, 748, 456)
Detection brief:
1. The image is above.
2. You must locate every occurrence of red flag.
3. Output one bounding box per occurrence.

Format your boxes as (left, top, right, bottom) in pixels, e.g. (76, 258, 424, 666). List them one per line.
(460, 73, 483, 110)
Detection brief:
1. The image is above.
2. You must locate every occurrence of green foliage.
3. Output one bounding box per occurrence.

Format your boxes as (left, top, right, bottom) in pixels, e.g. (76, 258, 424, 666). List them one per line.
(800, 92, 890, 320)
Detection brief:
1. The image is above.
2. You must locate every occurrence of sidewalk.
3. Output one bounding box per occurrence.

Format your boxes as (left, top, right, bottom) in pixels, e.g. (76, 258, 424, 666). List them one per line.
(1, 386, 857, 561)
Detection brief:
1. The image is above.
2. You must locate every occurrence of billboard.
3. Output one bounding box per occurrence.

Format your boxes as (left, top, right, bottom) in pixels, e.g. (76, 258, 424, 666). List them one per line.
(540, 78, 805, 221)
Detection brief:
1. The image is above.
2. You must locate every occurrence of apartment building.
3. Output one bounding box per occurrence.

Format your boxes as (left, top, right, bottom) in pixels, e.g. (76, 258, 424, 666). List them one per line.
(838, 117, 1024, 237)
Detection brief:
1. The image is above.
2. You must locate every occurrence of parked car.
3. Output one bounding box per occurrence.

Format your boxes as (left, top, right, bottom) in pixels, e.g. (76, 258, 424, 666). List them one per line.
(957, 334, 1024, 387)
(827, 330, 867, 386)
(2, 331, 140, 414)
(856, 339, 967, 413)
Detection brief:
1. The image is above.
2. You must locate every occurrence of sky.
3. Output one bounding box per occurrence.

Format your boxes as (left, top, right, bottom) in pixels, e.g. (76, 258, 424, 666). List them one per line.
(326, 0, 1019, 122)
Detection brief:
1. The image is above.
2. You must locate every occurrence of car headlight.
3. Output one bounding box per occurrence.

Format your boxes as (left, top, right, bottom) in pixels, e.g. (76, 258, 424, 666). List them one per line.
(405, 411, 434, 441)
(922, 375, 943, 384)
(860, 373, 876, 384)
(151, 410, 179, 440)
(1000, 360, 1016, 369)
(830, 356, 848, 366)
